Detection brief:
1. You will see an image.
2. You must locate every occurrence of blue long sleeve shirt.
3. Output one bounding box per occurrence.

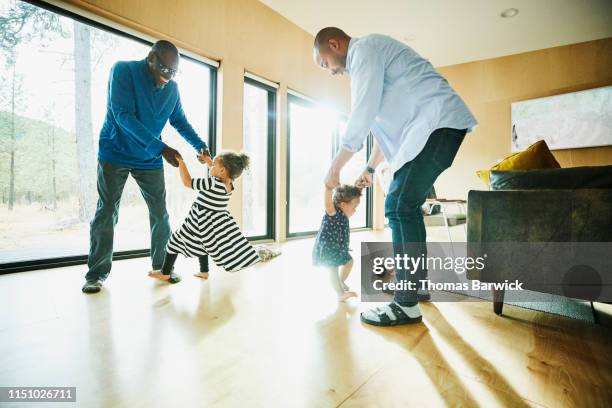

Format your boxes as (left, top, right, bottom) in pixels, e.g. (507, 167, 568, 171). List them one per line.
(342, 34, 478, 175)
(98, 59, 207, 169)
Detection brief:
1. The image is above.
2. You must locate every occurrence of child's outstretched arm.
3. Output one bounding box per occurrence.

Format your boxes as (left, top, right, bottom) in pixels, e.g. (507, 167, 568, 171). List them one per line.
(176, 155, 193, 188)
(324, 186, 336, 216)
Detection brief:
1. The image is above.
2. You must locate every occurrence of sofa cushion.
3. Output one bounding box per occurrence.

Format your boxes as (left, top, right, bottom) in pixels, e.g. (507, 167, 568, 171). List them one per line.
(476, 140, 561, 187)
(490, 165, 612, 190)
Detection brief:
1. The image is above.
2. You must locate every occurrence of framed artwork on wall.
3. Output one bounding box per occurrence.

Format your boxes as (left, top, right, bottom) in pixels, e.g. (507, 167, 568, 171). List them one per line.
(511, 85, 612, 152)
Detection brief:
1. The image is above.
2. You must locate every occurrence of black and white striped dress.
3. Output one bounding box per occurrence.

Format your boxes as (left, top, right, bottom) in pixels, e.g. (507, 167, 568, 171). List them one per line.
(166, 177, 260, 272)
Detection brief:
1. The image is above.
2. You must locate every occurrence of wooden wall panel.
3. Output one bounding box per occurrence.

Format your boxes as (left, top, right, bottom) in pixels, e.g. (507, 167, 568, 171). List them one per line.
(437, 37, 612, 199)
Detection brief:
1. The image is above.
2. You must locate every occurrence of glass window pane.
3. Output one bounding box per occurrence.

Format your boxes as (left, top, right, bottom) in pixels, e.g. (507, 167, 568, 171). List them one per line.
(161, 59, 211, 232)
(0, 3, 212, 264)
(287, 99, 370, 235)
(242, 82, 270, 238)
(287, 99, 336, 235)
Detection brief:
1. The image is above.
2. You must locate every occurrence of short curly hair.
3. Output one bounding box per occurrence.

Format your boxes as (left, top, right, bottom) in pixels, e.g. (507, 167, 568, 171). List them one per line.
(333, 184, 362, 207)
(218, 151, 250, 180)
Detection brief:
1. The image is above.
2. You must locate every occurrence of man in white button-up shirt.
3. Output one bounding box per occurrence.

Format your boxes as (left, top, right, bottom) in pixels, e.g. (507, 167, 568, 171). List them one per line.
(314, 27, 477, 326)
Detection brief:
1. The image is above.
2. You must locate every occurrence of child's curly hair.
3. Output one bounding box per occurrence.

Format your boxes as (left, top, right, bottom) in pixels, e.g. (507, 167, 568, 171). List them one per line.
(218, 151, 250, 180)
(333, 184, 362, 207)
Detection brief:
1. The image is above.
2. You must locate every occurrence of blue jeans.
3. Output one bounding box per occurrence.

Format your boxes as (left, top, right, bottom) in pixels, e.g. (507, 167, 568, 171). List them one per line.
(86, 160, 171, 282)
(385, 128, 466, 305)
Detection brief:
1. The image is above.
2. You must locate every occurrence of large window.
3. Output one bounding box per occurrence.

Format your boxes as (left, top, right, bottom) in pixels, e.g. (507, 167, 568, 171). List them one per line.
(286, 94, 371, 237)
(242, 77, 276, 240)
(0, 1, 216, 270)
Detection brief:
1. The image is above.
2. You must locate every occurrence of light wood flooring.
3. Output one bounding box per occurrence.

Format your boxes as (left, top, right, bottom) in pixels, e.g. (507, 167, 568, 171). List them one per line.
(1, 230, 611, 407)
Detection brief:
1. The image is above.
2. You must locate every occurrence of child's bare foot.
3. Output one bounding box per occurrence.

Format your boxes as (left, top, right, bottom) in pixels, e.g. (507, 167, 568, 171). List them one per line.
(148, 270, 170, 281)
(194, 272, 209, 280)
(148, 270, 181, 283)
(338, 291, 357, 302)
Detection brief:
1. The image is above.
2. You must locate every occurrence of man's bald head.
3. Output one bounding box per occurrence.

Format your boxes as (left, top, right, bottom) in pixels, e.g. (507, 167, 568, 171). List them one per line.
(313, 27, 351, 76)
(151, 40, 179, 57)
(147, 40, 180, 88)
(314, 27, 350, 50)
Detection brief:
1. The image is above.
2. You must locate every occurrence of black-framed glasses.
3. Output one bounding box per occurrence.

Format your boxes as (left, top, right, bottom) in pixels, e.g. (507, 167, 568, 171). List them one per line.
(153, 55, 178, 78)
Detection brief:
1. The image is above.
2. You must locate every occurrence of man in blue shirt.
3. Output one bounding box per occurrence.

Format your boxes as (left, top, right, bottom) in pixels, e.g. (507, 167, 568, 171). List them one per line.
(83, 40, 210, 294)
(314, 28, 477, 325)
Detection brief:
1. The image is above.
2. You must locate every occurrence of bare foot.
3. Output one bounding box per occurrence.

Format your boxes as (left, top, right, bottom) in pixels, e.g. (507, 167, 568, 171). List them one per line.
(338, 291, 358, 302)
(148, 271, 170, 281)
(194, 272, 209, 280)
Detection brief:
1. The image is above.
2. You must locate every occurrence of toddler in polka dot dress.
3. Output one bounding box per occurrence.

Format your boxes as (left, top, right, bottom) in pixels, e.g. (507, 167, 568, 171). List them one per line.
(312, 184, 362, 301)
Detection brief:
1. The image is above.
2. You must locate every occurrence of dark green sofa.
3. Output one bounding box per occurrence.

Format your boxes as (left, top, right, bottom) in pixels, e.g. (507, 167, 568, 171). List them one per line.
(466, 165, 612, 315)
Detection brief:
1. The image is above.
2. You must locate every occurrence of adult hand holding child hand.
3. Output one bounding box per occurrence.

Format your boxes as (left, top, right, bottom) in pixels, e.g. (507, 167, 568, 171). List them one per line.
(324, 166, 340, 190)
(162, 145, 181, 167)
(355, 171, 373, 189)
(197, 148, 213, 165)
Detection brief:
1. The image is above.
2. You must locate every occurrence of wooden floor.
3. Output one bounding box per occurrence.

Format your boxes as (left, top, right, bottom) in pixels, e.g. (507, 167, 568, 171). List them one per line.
(1, 230, 611, 408)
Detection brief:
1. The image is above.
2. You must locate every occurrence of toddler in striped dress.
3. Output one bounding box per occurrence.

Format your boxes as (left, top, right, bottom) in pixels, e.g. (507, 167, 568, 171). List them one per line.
(149, 151, 260, 283)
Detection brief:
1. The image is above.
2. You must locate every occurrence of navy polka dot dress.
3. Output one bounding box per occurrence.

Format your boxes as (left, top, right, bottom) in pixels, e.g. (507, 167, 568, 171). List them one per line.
(312, 207, 352, 267)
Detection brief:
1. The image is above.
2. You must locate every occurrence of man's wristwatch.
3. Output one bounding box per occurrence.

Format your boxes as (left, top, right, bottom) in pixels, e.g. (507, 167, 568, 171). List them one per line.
(366, 166, 376, 174)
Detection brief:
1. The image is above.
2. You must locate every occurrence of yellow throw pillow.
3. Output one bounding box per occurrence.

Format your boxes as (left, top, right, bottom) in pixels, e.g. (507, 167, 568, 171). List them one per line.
(476, 140, 561, 187)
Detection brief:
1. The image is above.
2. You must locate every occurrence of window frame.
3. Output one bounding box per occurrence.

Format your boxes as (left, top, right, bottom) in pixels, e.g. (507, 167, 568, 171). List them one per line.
(0, 0, 218, 274)
(243, 76, 276, 241)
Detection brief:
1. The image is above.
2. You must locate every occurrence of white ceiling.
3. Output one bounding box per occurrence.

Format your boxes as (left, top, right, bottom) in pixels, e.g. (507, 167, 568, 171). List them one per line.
(259, 0, 612, 67)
